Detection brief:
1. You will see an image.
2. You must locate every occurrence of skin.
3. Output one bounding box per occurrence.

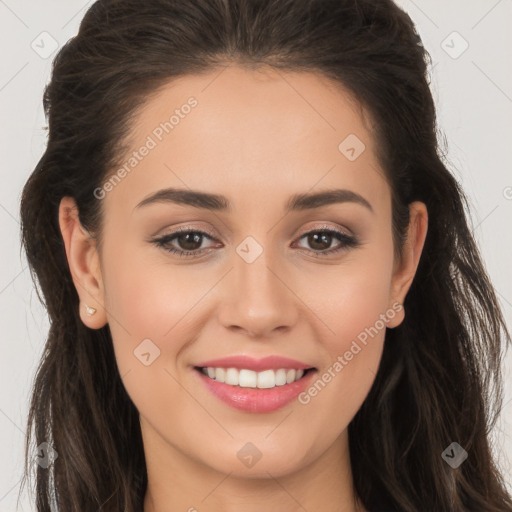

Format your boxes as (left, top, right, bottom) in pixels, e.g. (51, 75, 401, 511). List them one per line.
(59, 65, 428, 512)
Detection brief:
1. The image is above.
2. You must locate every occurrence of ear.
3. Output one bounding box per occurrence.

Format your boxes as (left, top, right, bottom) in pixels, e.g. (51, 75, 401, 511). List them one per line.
(58, 196, 108, 329)
(387, 201, 428, 328)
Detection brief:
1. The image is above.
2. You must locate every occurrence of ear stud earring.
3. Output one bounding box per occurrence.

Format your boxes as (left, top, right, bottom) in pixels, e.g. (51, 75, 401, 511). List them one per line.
(84, 304, 97, 316)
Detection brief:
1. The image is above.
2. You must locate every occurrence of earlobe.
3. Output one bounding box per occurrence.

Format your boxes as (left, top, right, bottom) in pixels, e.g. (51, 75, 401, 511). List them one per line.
(58, 196, 108, 329)
(386, 300, 405, 329)
(387, 201, 428, 329)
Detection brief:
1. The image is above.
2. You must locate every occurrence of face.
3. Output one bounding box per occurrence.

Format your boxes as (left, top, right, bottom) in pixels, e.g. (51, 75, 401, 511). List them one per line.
(61, 65, 427, 481)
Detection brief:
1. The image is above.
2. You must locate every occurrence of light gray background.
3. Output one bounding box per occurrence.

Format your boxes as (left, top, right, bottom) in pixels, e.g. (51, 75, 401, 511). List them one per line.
(1, 0, 511, 509)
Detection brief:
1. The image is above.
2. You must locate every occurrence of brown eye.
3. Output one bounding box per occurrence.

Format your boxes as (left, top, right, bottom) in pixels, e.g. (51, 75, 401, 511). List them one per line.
(174, 232, 204, 251)
(152, 229, 220, 257)
(305, 231, 335, 251)
(294, 228, 360, 257)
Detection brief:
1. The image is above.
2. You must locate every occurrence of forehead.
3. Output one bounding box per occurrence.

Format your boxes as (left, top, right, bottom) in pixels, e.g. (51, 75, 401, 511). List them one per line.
(104, 65, 389, 215)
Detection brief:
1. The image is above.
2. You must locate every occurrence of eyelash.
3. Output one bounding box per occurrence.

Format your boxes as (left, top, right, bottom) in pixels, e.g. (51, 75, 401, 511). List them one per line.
(151, 225, 360, 259)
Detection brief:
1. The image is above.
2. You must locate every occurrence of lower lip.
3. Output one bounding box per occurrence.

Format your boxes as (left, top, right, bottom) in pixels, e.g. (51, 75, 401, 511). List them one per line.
(195, 368, 317, 413)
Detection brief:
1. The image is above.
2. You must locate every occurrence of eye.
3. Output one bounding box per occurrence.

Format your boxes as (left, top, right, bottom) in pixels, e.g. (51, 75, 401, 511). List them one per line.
(293, 226, 360, 257)
(150, 225, 360, 258)
(151, 227, 220, 258)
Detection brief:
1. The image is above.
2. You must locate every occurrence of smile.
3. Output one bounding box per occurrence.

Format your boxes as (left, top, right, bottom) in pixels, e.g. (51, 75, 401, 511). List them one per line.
(198, 366, 310, 389)
(194, 366, 317, 413)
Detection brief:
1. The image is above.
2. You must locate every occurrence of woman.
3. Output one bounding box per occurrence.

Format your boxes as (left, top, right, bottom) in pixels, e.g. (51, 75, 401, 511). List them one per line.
(19, 0, 512, 510)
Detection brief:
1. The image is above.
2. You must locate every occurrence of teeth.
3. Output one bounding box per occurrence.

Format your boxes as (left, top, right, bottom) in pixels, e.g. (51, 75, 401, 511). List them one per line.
(225, 367, 239, 385)
(275, 368, 287, 386)
(215, 368, 225, 382)
(257, 369, 275, 389)
(200, 367, 308, 388)
(239, 369, 257, 388)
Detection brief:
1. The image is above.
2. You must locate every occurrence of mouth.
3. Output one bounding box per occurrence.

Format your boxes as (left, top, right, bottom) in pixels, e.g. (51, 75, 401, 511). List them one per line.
(194, 366, 316, 389)
(194, 365, 318, 413)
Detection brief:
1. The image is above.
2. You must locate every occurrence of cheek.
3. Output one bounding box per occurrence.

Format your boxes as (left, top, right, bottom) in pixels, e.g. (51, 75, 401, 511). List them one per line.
(100, 240, 212, 373)
(322, 270, 391, 350)
(100, 244, 204, 424)
(299, 244, 394, 416)
(309, 243, 394, 352)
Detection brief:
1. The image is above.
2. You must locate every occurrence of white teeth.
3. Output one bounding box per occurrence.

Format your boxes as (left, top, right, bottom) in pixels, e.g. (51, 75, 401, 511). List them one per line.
(239, 369, 257, 388)
(200, 366, 308, 388)
(215, 368, 225, 382)
(257, 369, 275, 389)
(225, 367, 239, 385)
(275, 368, 287, 386)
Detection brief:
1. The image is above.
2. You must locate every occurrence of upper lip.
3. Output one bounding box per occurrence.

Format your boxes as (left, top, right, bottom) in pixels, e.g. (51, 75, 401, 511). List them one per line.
(194, 355, 315, 372)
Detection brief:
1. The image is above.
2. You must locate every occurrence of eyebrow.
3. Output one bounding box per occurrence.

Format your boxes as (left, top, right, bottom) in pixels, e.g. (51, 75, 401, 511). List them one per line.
(134, 187, 374, 214)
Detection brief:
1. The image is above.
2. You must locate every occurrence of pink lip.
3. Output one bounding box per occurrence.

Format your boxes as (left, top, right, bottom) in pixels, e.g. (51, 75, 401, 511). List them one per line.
(194, 355, 313, 372)
(195, 368, 317, 413)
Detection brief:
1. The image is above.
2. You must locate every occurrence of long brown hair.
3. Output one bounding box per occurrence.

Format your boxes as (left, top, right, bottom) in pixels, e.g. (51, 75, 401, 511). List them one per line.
(19, 0, 512, 510)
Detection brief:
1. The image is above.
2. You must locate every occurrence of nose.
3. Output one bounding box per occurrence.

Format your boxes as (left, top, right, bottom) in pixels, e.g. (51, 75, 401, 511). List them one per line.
(217, 243, 299, 339)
